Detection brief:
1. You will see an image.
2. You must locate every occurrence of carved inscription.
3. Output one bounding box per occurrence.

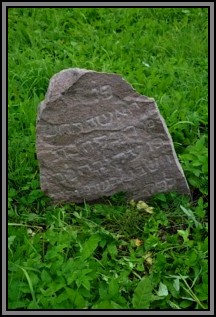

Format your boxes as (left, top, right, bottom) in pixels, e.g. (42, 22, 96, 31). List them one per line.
(73, 84, 113, 105)
(36, 68, 191, 203)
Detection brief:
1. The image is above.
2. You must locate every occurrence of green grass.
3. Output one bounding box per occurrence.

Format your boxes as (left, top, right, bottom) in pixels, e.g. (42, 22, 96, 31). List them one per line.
(8, 8, 208, 310)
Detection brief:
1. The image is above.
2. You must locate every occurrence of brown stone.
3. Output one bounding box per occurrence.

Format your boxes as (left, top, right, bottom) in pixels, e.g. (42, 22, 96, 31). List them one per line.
(36, 68, 190, 203)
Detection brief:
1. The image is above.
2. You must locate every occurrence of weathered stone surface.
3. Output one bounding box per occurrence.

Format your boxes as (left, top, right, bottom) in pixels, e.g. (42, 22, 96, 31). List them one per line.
(36, 68, 190, 203)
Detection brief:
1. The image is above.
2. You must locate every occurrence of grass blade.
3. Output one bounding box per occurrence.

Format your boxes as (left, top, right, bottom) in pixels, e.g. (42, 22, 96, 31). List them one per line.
(18, 266, 38, 309)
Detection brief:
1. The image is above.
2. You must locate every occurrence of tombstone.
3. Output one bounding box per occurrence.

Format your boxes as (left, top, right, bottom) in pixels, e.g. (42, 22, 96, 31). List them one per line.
(36, 68, 190, 203)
